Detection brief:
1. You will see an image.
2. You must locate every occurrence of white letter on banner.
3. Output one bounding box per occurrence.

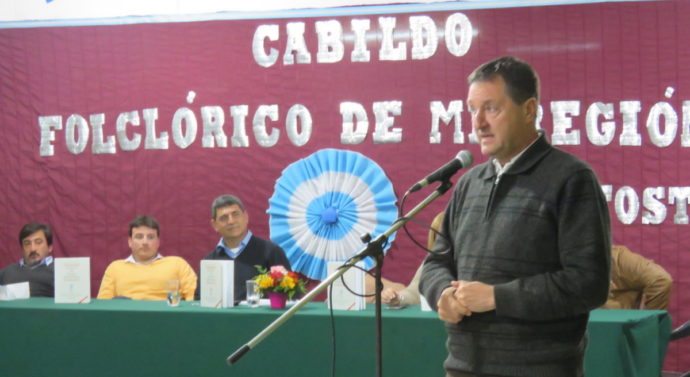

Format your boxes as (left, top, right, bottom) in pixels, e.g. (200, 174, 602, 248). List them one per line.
(601, 185, 613, 203)
(646, 102, 677, 147)
(230, 105, 250, 147)
(201, 106, 227, 148)
(253, 25, 279, 68)
(373, 101, 402, 143)
(286, 104, 312, 146)
(65, 114, 89, 155)
(253, 105, 280, 147)
(551, 101, 581, 145)
(116, 111, 141, 151)
(172, 107, 197, 149)
(143, 108, 168, 150)
(682, 101, 690, 146)
(429, 100, 463, 144)
(619, 101, 642, 146)
(445, 13, 472, 57)
(283, 22, 312, 65)
(90, 113, 116, 154)
(669, 187, 690, 224)
(615, 186, 639, 225)
(410, 16, 437, 60)
(379, 17, 406, 61)
(38, 115, 62, 157)
(642, 187, 667, 225)
(350, 19, 371, 62)
(340, 102, 369, 144)
(316, 20, 344, 63)
(585, 102, 615, 146)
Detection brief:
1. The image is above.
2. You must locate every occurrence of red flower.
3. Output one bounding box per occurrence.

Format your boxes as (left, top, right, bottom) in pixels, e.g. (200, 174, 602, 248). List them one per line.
(270, 270, 284, 281)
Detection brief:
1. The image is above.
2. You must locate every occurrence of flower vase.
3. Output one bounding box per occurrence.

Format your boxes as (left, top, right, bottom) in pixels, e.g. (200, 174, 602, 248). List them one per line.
(268, 292, 287, 309)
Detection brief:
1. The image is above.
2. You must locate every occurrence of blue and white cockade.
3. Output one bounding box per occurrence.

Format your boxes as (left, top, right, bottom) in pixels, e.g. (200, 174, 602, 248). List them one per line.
(268, 149, 398, 280)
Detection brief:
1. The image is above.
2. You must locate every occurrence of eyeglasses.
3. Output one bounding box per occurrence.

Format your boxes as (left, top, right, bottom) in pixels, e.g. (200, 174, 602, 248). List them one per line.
(215, 210, 245, 223)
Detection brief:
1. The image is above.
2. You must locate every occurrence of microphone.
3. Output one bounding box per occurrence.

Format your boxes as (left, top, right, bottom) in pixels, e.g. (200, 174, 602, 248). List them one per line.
(408, 150, 473, 193)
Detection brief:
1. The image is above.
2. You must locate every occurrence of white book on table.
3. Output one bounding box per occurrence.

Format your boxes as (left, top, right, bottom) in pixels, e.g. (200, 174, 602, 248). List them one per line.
(200, 260, 234, 308)
(54, 257, 91, 304)
(326, 261, 365, 311)
(0, 282, 30, 301)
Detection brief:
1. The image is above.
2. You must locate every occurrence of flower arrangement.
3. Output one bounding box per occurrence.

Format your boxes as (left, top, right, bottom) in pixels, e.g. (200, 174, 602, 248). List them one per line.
(254, 265, 307, 300)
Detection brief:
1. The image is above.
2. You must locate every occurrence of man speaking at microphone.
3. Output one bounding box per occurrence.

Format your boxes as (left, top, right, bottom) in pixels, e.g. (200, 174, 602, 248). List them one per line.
(420, 56, 610, 377)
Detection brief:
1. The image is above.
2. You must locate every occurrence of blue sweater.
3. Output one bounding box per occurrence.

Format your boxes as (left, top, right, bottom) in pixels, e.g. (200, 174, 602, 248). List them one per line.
(420, 134, 611, 377)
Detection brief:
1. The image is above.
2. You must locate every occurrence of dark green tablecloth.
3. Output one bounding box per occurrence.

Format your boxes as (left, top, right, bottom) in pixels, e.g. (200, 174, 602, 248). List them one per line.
(0, 299, 670, 377)
(586, 309, 670, 377)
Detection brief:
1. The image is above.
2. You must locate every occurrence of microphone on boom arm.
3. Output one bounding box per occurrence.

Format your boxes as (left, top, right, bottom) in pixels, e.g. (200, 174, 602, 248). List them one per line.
(407, 150, 473, 194)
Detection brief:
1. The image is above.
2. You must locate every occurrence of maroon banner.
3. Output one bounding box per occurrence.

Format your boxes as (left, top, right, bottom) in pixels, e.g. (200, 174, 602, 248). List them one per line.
(1, 0, 688, 371)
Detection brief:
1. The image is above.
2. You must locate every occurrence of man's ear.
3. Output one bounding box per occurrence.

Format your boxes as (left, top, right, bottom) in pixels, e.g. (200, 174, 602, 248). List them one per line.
(523, 97, 538, 123)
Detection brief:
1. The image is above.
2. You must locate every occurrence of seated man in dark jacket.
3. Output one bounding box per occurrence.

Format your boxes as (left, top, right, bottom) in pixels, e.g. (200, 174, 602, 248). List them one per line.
(198, 194, 291, 301)
(0, 222, 55, 297)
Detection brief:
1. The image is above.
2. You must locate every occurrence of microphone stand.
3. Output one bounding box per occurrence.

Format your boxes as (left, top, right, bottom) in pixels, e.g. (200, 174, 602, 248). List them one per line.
(227, 179, 454, 377)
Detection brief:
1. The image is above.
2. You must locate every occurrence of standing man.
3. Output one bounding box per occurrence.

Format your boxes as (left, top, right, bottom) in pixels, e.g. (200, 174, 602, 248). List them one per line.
(0, 222, 55, 297)
(200, 194, 290, 301)
(420, 56, 611, 377)
(97, 215, 197, 301)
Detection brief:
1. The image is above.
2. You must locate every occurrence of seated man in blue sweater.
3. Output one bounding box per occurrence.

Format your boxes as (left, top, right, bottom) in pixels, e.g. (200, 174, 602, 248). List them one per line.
(0, 222, 55, 297)
(198, 194, 291, 301)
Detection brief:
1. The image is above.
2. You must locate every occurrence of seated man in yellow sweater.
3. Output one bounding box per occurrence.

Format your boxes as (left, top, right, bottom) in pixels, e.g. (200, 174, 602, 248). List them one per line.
(97, 215, 197, 301)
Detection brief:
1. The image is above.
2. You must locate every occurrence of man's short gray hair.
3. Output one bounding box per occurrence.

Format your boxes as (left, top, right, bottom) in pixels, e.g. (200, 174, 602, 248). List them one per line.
(211, 194, 245, 219)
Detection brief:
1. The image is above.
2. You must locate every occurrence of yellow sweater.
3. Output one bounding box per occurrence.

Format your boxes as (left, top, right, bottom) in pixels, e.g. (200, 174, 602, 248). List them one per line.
(97, 256, 197, 301)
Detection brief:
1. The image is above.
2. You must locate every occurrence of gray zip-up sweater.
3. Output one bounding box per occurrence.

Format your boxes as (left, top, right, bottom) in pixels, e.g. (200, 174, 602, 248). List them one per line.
(420, 134, 611, 377)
